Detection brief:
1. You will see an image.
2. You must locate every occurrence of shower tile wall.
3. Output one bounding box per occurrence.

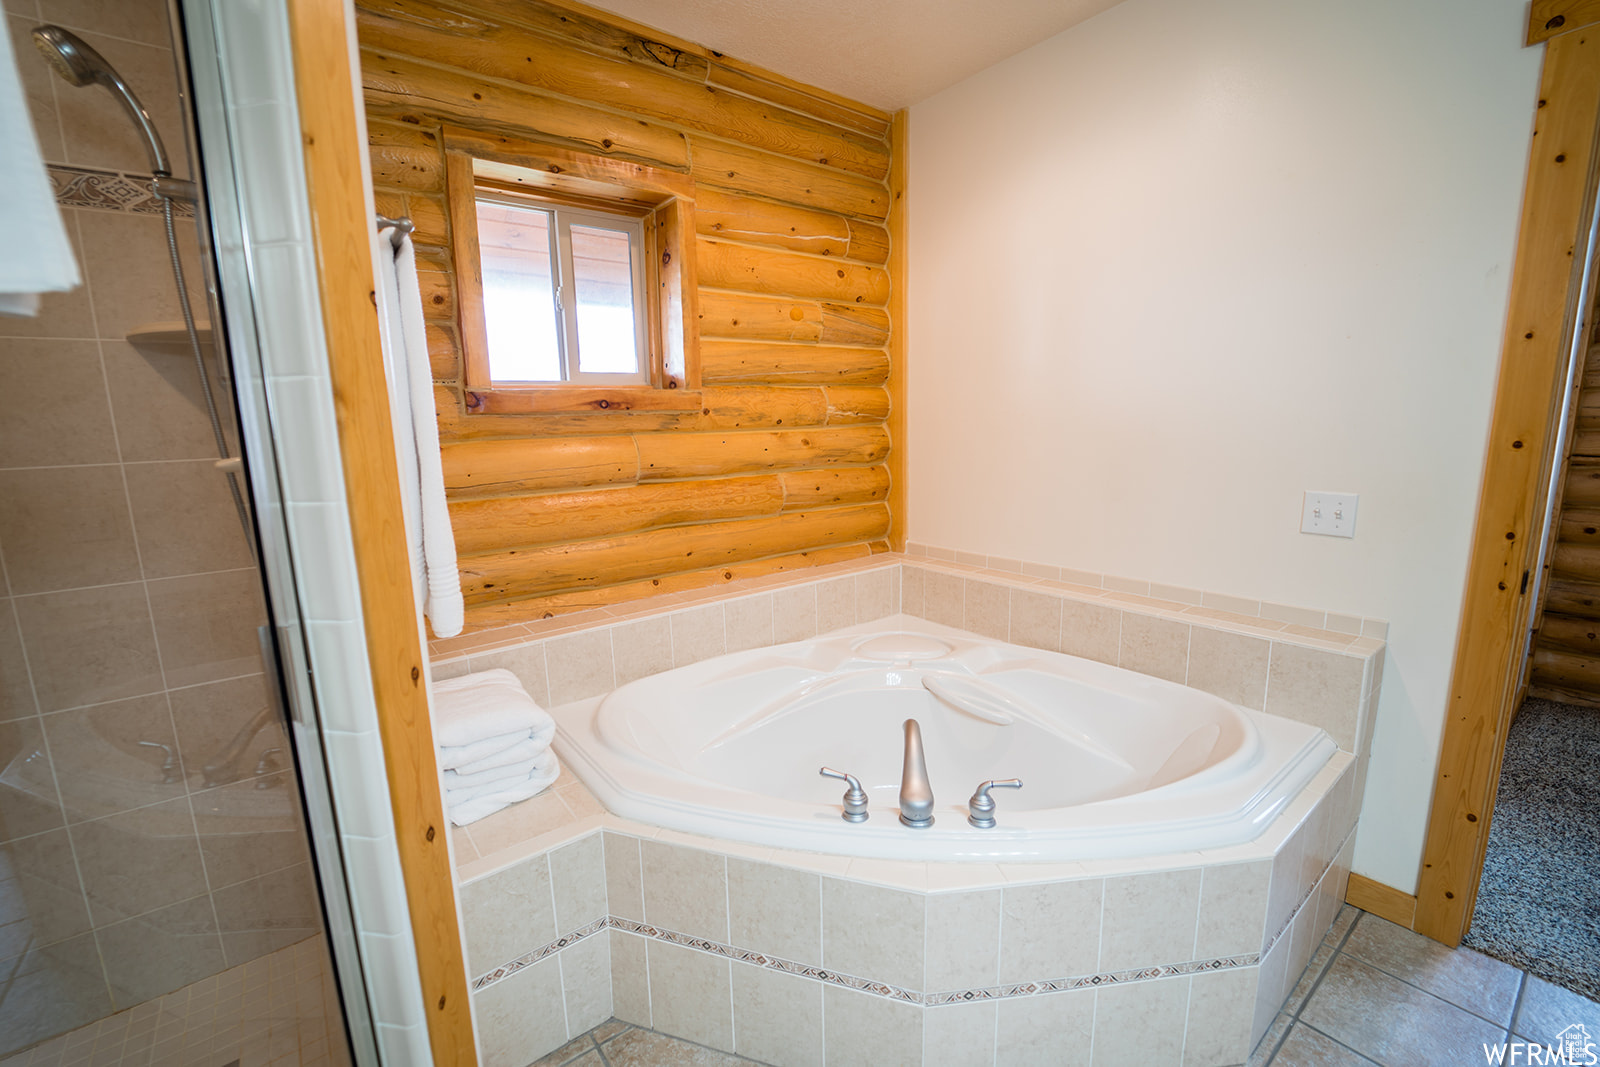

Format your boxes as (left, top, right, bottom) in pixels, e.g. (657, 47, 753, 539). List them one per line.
(0, 0, 320, 1055)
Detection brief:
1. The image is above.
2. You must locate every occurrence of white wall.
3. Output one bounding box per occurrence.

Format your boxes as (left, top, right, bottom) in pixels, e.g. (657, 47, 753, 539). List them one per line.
(907, 0, 1542, 892)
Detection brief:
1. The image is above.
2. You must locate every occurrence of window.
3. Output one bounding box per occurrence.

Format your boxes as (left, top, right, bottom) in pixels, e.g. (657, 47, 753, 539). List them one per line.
(444, 128, 700, 414)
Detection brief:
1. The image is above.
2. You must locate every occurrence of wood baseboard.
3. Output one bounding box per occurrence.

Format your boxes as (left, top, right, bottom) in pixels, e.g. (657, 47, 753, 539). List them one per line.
(1346, 872, 1418, 930)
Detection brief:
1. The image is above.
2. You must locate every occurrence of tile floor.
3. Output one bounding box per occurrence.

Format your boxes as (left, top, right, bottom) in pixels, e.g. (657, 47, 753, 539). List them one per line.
(1253, 906, 1600, 1066)
(536, 907, 1600, 1067)
(0, 935, 349, 1067)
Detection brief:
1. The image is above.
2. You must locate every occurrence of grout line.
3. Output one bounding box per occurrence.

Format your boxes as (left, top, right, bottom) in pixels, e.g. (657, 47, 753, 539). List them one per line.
(1289, 1019, 1381, 1065)
(1506, 970, 1530, 1039)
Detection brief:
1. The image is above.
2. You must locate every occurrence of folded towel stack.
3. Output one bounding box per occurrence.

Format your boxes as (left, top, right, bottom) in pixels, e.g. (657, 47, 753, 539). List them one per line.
(433, 668, 560, 826)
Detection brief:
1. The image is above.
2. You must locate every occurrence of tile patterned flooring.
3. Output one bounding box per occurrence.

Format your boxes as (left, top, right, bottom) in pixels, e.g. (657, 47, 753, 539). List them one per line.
(539, 906, 1600, 1067)
(1252, 906, 1600, 1066)
(0, 936, 349, 1067)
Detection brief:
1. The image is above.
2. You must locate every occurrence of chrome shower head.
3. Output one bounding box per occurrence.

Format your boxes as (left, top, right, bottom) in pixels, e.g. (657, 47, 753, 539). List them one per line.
(31, 25, 171, 177)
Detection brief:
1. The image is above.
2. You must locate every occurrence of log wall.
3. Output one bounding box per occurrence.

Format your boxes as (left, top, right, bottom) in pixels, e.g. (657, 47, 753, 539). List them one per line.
(356, 0, 898, 629)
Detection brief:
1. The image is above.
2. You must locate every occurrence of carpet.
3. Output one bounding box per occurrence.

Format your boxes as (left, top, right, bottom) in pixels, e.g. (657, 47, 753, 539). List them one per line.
(1463, 697, 1600, 1001)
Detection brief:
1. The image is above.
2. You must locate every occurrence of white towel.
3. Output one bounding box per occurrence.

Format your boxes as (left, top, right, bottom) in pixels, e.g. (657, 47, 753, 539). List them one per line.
(438, 730, 534, 771)
(431, 669, 554, 748)
(444, 756, 543, 793)
(449, 736, 549, 777)
(447, 749, 559, 802)
(374, 225, 463, 637)
(0, 18, 79, 315)
(446, 751, 561, 825)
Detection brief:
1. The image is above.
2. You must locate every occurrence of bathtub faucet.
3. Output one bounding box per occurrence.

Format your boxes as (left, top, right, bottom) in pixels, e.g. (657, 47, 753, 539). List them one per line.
(899, 719, 935, 828)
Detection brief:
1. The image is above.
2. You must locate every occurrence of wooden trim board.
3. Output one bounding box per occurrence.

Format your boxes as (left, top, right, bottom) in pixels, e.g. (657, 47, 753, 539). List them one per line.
(1414, 29, 1600, 947)
(285, 0, 475, 1059)
(1530, 0, 1600, 46)
(1346, 873, 1419, 931)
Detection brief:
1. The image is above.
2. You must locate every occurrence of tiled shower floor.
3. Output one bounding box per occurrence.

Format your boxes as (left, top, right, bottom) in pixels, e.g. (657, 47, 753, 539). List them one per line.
(0, 936, 348, 1067)
(538, 907, 1600, 1067)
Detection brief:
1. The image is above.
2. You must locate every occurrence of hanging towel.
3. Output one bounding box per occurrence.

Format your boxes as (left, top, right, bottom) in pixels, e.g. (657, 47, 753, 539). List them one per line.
(374, 224, 463, 637)
(0, 18, 79, 315)
(431, 668, 555, 748)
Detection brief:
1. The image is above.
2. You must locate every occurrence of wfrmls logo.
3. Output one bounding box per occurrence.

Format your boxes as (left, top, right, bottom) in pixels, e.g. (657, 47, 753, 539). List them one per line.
(1484, 1024, 1600, 1065)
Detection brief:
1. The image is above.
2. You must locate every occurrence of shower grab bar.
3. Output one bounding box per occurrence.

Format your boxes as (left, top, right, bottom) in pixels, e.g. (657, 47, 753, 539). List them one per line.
(375, 213, 414, 248)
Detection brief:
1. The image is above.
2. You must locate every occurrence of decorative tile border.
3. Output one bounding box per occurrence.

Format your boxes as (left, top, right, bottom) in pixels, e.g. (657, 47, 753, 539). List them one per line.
(471, 914, 1258, 1004)
(48, 163, 196, 217)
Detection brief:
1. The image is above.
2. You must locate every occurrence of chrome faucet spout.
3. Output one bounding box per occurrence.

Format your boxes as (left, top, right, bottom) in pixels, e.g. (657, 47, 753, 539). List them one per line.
(899, 718, 935, 827)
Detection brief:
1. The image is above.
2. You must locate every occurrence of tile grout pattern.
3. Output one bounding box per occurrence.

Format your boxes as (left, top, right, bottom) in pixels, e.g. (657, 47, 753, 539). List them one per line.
(533, 1018, 775, 1067)
(0, 934, 349, 1067)
(1253, 905, 1600, 1066)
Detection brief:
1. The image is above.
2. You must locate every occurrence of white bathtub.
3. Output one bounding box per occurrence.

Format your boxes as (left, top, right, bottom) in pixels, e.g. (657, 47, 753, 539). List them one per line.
(551, 615, 1336, 860)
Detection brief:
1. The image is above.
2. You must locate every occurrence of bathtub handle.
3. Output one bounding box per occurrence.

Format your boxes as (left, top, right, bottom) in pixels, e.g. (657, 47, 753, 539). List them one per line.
(967, 778, 1023, 829)
(819, 767, 870, 823)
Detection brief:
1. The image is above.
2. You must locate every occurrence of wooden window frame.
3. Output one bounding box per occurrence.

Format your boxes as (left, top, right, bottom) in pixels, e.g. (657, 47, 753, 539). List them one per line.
(443, 125, 700, 414)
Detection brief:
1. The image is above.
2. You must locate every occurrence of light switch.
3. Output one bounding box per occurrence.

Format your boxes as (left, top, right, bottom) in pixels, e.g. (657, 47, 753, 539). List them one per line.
(1302, 491, 1358, 538)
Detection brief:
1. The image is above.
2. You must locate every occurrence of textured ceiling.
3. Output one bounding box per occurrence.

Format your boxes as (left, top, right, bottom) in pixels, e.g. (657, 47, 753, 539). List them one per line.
(582, 0, 1129, 111)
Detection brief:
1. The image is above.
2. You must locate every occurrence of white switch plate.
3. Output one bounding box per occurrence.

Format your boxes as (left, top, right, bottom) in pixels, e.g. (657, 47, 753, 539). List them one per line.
(1302, 491, 1358, 538)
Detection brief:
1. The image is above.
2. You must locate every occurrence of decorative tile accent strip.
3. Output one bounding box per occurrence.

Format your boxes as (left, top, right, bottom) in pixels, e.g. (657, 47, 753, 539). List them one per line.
(471, 914, 1258, 1003)
(49, 163, 196, 217)
(470, 915, 607, 991)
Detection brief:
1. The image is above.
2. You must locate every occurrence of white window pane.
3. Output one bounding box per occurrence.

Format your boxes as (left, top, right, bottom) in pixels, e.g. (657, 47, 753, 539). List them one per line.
(477, 200, 561, 382)
(570, 223, 639, 374)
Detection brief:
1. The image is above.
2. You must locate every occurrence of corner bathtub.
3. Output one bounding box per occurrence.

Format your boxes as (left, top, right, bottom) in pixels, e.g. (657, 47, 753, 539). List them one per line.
(550, 616, 1336, 861)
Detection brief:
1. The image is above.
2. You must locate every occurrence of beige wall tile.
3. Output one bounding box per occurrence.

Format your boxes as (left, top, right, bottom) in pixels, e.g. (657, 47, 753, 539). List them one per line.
(924, 1002, 997, 1067)
(823, 984, 922, 1066)
(996, 988, 1093, 1066)
(193, 773, 309, 889)
(901, 565, 926, 617)
(1100, 868, 1202, 972)
(70, 797, 209, 925)
(124, 461, 252, 578)
(1118, 613, 1189, 684)
(104, 342, 236, 463)
(558, 933, 611, 1037)
(550, 833, 606, 934)
(1009, 589, 1061, 652)
(817, 576, 857, 633)
(609, 929, 650, 1027)
(670, 604, 725, 667)
(474, 955, 567, 1067)
(856, 568, 893, 622)
(14, 582, 161, 710)
(610, 617, 671, 687)
(1265, 644, 1365, 750)
(210, 862, 320, 964)
(1260, 601, 1325, 629)
(0, 932, 112, 1048)
(96, 894, 224, 1007)
(642, 841, 727, 942)
(0, 604, 32, 723)
(0, 466, 140, 595)
(732, 960, 822, 1067)
(646, 940, 733, 1051)
(463, 792, 571, 864)
(603, 832, 644, 922)
(956, 550, 987, 568)
(468, 642, 550, 707)
(147, 569, 265, 688)
(925, 889, 1000, 991)
(1091, 975, 1190, 1067)
(9, 10, 62, 160)
(999, 879, 1101, 983)
(38, 0, 175, 46)
(545, 629, 615, 705)
(1194, 860, 1271, 961)
(1059, 600, 1119, 665)
(431, 658, 470, 682)
(41, 694, 181, 821)
(0, 341, 117, 467)
(460, 856, 557, 977)
(1186, 628, 1270, 711)
(1, 827, 91, 951)
(1183, 967, 1258, 1066)
(964, 580, 1009, 640)
(728, 856, 820, 966)
(924, 570, 964, 629)
(167, 674, 283, 790)
(1251, 923, 1293, 1048)
(0, 212, 95, 340)
(76, 212, 205, 339)
(822, 877, 924, 990)
(724, 594, 774, 653)
(1149, 582, 1203, 605)
(1021, 561, 1060, 580)
(1202, 591, 1260, 617)
(1103, 575, 1149, 596)
(773, 584, 818, 643)
(53, 31, 189, 176)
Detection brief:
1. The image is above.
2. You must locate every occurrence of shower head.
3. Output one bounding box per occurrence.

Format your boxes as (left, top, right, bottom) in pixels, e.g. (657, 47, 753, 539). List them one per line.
(31, 25, 171, 177)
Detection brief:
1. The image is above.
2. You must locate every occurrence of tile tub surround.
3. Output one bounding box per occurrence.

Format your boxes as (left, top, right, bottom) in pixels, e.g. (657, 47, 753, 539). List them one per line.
(452, 750, 1359, 1067)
